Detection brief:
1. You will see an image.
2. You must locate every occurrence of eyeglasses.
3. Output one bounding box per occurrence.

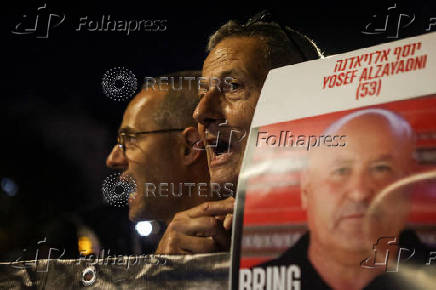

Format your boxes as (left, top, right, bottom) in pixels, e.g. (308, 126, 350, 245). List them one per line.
(117, 128, 185, 152)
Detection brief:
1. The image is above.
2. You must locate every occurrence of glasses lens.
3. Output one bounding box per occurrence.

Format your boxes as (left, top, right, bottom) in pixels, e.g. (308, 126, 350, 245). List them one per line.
(117, 134, 126, 152)
(124, 135, 137, 150)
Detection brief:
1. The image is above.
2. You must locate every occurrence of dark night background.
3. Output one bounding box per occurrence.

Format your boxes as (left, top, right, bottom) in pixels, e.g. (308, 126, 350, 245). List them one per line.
(2, 0, 435, 260)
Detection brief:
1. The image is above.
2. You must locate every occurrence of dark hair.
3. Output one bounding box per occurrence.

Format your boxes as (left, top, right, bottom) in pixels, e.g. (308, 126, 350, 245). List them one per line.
(207, 12, 323, 70)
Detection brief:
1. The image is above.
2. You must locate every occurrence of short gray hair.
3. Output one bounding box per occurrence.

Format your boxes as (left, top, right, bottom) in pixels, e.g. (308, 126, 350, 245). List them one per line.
(207, 19, 323, 70)
(145, 71, 201, 129)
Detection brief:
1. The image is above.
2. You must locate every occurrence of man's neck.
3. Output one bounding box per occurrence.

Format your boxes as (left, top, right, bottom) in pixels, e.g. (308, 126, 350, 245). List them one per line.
(308, 239, 383, 290)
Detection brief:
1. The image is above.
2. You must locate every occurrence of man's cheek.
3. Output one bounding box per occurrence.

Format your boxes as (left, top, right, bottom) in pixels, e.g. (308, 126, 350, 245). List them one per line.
(242, 104, 256, 127)
(225, 101, 252, 126)
(374, 175, 397, 190)
(309, 192, 336, 224)
(205, 148, 213, 163)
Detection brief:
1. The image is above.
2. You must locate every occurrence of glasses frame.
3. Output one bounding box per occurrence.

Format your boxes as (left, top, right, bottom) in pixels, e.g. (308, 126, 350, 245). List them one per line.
(117, 128, 185, 152)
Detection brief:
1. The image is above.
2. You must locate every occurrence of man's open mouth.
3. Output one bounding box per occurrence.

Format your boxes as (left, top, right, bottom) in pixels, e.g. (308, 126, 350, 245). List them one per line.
(207, 136, 233, 167)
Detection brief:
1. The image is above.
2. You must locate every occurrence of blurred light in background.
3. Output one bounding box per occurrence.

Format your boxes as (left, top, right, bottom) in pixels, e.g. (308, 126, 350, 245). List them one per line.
(135, 221, 153, 236)
(1, 177, 18, 197)
(78, 236, 93, 255)
(77, 226, 101, 256)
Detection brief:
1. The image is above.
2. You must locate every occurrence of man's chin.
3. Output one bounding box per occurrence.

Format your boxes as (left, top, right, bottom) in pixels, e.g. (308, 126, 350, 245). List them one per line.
(331, 230, 373, 253)
(209, 156, 240, 185)
(128, 203, 148, 222)
(128, 209, 142, 222)
(210, 167, 238, 188)
(129, 203, 169, 223)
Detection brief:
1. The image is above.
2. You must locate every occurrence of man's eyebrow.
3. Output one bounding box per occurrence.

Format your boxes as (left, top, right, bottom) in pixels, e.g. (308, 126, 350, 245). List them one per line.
(373, 154, 394, 162)
(330, 157, 354, 165)
(215, 69, 244, 79)
(118, 126, 134, 133)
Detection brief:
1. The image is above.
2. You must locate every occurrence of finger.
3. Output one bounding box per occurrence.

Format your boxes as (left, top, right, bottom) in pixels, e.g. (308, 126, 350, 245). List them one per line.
(155, 233, 191, 255)
(187, 197, 235, 218)
(155, 245, 190, 255)
(223, 213, 233, 230)
(171, 216, 221, 236)
(179, 235, 217, 253)
(212, 222, 231, 251)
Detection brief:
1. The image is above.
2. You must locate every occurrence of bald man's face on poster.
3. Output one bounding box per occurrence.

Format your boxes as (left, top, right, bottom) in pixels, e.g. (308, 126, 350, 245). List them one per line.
(301, 112, 415, 254)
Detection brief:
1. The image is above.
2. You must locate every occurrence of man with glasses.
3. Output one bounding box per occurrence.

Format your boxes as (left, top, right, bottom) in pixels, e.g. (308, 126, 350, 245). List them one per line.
(106, 71, 213, 225)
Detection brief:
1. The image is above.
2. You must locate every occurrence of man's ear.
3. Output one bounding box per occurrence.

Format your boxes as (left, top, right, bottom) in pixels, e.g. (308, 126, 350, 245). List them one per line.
(300, 169, 310, 209)
(181, 127, 202, 166)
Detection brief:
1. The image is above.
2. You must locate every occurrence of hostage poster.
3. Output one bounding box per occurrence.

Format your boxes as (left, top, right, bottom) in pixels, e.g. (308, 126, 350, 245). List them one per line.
(231, 32, 436, 290)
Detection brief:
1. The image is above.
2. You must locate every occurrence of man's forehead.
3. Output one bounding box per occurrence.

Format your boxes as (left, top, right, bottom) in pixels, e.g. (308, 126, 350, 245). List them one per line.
(308, 148, 395, 171)
(310, 116, 405, 166)
(203, 37, 265, 76)
(203, 48, 241, 76)
(121, 89, 163, 130)
(209, 47, 239, 61)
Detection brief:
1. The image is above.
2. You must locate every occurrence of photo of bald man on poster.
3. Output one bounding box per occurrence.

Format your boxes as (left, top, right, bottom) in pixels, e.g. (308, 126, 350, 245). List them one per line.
(244, 106, 436, 290)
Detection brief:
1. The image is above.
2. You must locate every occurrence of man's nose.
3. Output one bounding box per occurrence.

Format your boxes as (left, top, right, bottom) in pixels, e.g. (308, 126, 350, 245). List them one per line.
(193, 88, 223, 127)
(106, 145, 128, 169)
(349, 171, 375, 203)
